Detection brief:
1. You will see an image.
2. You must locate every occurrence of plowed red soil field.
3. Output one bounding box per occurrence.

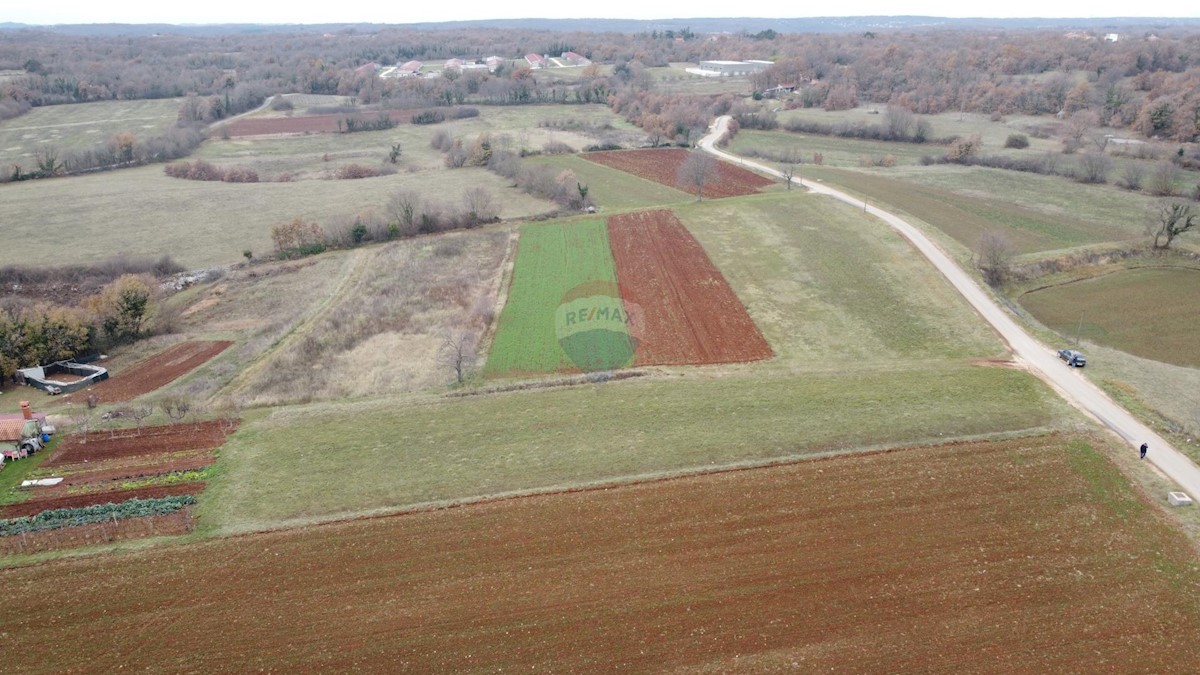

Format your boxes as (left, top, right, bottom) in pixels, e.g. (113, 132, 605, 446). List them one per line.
(584, 148, 774, 198)
(4, 435, 1199, 671)
(45, 453, 216, 491)
(224, 110, 415, 136)
(608, 210, 772, 365)
(63, 340, 232, 403)
(44, 420, 237, 467)
(0, 482, 204, 518)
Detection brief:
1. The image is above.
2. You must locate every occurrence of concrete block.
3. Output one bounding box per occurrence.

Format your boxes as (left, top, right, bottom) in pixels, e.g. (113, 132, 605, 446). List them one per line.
(1168, 492, 1193, 507)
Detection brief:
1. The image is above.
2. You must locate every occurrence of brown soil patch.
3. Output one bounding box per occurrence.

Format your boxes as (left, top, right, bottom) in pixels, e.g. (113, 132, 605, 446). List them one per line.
(608, 210, 772, 365)
(63, 340, 232, 403)
(44, 420, 237, 467)
(0, 482, 204, 518)
(44, 453, 216, 491)
(585, 148, 774, 198)
(224, 110, 415, 136)
(0, 509, 193, 556)
(3, 435, 1198, 671)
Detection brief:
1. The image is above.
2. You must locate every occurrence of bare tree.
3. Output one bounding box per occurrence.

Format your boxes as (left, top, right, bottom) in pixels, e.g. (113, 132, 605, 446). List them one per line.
(387, 190, 422, 236)
(69, 410, 93, 442)
(780, 163, 796, 189)
(1120, 163, 1145, 191)
(976, 231, 1015, 286)
(1075, 152, 1112, 184)
(1064, 110, 1099, 148)
(462, 187, 497, 226)
(440, 330, 478, 386)
(1148, 202, 1196, 249)
(677, 151, 718, 202)
(129, 404, 154, 434)
(883, 105, 915, 140)
(159, 396, 192, 423)
(1149, 161, 1181, 196)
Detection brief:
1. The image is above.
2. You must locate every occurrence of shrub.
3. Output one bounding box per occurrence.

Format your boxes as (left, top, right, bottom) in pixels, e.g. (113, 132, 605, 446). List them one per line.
(1004, 134, 1029, 149)
(412, 109, 446, 125)
(430, 129, 455, 152)
(583, 142, 622, 152)
(542, 140, 575, 155)
(269, 95, 293, 111)
(335, 163, 390, 179)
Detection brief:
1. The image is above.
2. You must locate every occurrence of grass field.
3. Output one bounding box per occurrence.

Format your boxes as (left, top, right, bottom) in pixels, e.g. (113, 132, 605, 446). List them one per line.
(202, 190, 1065, 532)
(729, 128, 940, 167)
(199, 104, 641, 179)
(1020, 266, 1200, 368)
(776, 105, 1066, 153)
(804, 165, 1141, 255)
(0, 98, 183, 169)
(485, 219, 619, 376)
(526, 154, 692, 210)
(201, 365, 1060, 533)
(674, 193, 1006, 365)
(0, 164, 551, 268)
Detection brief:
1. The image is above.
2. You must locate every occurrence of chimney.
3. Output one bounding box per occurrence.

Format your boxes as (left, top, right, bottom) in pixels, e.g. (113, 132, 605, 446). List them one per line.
(20, 401, 32, 420)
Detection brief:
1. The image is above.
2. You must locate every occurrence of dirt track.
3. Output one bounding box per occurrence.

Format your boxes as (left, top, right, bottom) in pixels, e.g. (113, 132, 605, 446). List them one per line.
(63, 340, 232, 403)
(1, 436, 1197, 670)
(700, 116, 1200, 501)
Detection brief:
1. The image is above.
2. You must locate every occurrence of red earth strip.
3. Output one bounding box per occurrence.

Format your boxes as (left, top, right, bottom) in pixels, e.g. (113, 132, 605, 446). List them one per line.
(607, 210, 773, 366)
(584, 147, 774, 198)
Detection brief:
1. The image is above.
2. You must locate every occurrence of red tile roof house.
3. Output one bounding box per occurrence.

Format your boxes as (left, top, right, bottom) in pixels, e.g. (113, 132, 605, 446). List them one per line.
(0, 402, 45, 463)
(525, 53, 545, 69)
(562, 51, 591, 66)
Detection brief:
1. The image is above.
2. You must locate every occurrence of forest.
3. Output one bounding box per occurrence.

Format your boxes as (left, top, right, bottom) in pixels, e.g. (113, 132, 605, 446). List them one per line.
(0, 24, 1197, 142)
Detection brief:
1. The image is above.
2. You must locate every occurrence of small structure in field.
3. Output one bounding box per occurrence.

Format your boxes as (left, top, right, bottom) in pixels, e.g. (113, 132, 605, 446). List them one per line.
(397, 60, 423, 77)
(694, 60, 773, 76)
(485, 56, 503, 72)
(525, 53, 546, 69)
(562, 51, 590, 66)
(18, 360, 108, 395)
(444, 58, 464, 71)
(1168, 492, 1193, 506)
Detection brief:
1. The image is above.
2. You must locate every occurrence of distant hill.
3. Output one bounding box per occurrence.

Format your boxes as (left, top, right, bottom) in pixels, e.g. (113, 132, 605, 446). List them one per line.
(1, 17, 1198, 36)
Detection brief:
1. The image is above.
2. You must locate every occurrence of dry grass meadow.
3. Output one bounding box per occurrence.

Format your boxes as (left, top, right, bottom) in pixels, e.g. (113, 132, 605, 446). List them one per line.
(0, 98, 183, 168)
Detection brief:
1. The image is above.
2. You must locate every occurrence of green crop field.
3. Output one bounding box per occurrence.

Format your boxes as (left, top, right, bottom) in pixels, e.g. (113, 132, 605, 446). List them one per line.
(527, 154, 692, 210)
(0, 164, 552, 268)
(200, 364, 1061, 534)
(485, 219, 619, 376)
(0, 98, 183, 169)
(1020, 267, 1200, 368)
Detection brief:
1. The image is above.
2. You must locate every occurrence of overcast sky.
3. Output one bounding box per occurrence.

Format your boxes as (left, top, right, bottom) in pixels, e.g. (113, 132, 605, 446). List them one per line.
(6, 1, 1199, 25)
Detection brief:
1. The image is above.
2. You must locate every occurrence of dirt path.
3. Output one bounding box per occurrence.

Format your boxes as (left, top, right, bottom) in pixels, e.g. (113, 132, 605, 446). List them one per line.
(700, 116, 1200, 501)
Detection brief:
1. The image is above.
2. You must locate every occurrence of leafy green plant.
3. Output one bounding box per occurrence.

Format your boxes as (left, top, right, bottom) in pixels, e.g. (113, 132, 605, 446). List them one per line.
(0, 495, 196, 536)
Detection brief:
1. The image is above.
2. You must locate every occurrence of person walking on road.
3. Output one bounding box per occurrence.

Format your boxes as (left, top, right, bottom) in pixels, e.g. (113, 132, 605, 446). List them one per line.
(1140, 442, 1148, 460)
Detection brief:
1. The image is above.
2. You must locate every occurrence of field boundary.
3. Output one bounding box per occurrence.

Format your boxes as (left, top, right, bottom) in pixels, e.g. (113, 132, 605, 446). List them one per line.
(211, 425, 1061, 537)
